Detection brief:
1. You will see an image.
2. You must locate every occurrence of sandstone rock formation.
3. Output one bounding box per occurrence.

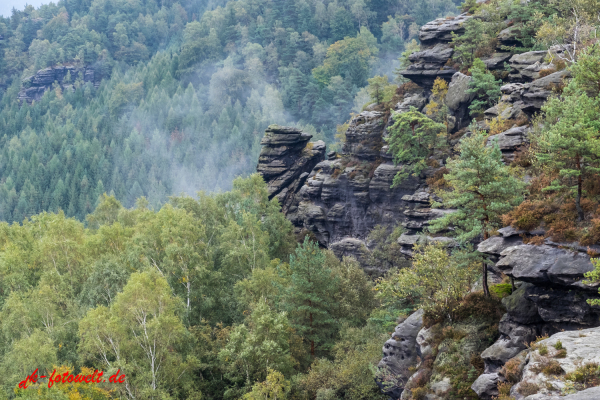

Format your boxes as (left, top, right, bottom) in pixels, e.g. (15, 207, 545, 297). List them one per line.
(472, 233, 600, 398)
(256, 125, 326, 213)
(18, 65, 101, 103)
(399, 13, 471, 87)
(254, 11, 595, 400)
(377, 309, 424, 399)
(500, 328, 600, 399)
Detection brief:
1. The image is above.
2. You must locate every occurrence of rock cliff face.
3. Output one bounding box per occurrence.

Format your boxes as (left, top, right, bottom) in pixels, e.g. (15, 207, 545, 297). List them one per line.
(257, 108, 451, 276)
(400, 14, 471, 87)
(470, 233, 600, 399)
(19, 65, 101, 103)
(256, 125, 326, 213)
(256, 10, 588, 400)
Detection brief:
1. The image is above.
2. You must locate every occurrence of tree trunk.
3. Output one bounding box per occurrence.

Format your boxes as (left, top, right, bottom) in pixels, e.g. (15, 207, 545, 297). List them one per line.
(576, 156, 584, 221)
(482, 230, 490, 297)
(482, 261, 490, 297)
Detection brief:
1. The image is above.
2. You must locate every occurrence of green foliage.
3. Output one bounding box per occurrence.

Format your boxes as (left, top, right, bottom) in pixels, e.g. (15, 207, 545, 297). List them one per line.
(219, 301, 296, 389)
(429, 129, 525, 243)
(312, 27, 379, 87)
(366, 224, 408, 273)
(584, 258, 600, 306)
(533, 80, 600, 221)
(386, 108, 447, 186)
(490, 283, 513, 298)
(0, 175, 320, 399)
(467, 59, 502, 117)
(296, 323, 388, 400)
(375, 244, 479, 321)
(243, 369, 291, 400)
(570, 44, 600, 98)
(277, 238, 338, 359)
(367, 75, 395, 105)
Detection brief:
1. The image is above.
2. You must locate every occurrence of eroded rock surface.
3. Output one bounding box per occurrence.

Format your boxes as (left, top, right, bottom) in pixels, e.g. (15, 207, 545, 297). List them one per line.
(399, 14, 471, 87)
(475, 237, 600, 395)
(19, 65, 102, 103)
(377, 309, 424, 398)
(256, 125, 326, 213)
(510, 328, 600, 399)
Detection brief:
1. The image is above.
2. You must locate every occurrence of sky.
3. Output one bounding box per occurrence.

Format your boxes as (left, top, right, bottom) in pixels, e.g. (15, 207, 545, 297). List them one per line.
(0, 0, 47, 18)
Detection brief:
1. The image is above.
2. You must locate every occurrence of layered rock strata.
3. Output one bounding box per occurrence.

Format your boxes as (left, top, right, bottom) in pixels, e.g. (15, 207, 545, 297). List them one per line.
(471, 231, 600, 399)
(399, 13, 471, 88)
(256, 125, 326, 213)
(18, 65, 101, 103)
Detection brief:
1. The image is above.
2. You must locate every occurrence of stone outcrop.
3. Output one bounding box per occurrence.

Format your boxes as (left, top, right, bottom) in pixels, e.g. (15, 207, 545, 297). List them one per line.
(18, 65, 102, 103)
(504, 327, 600, 399)
(377, 309, 424, 398)
(472, 233, 600, 397)
(256, 125, 325, 213)
(418, 13, 471, 46)
(445, 72, 476, 132)
(254, 9, 599, 400)
(399, 13, 471, 87)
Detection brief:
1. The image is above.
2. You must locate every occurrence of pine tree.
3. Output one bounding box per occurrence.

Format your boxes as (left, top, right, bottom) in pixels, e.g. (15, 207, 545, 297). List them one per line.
(278, 237, 338, 358)
(467, 58, 502, 117)
(429, 129, 525, 296)
(534, 82, 600, 221)
(386, 107, 447, 187)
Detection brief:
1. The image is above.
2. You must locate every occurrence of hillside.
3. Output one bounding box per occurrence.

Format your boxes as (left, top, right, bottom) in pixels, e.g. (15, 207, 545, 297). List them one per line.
(0, 0, 466, 223)
(254, 0, 600, 399)
(4, 0, 600, 399)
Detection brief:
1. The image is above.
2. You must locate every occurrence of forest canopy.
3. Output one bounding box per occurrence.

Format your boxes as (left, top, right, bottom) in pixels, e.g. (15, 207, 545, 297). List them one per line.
(0, 0, 463, 223)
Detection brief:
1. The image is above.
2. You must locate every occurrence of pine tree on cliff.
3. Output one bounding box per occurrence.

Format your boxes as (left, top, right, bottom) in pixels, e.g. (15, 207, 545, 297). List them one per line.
(428, 129, 525, 296)
(534, 46, 600, 222)
(387, 107, 447, 187)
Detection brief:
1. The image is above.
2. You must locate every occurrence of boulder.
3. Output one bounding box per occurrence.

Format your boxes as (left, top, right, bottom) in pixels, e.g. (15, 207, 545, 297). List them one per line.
(496, 245, 596, 289)
(497, 25, 524, 48)
(520, 70, 570, 111)
(515, 328, 600, 398)
(395, 91, 428, 113)
(445, 72, 476, 130)
(483, 52, 513, 70)
(478, 235, 524, 256)
(445, 72, 474, 111)
(486, 125, 530, 151)
(508, 51, 548, 81)
(416, 326, 435, 359)
(418, 13, 472, 46)
(378, 309, 425, 397)
(400, 43, 457, 87)
(471, 373, 501, 399)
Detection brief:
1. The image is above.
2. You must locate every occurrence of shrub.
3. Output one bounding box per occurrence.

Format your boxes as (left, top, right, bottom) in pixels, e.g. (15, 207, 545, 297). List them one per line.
(467, 58, 502, 118)
(564, 363, 600, 386)
(411, 387, 428, 400)
(386, 109, 447, 186)
(501, 357, 524, 383)
(553, 340, 563, 350)
(538, 344, 548, 356)
(490, 283, 513, 298)
(376, 244, 479, 326)
(517, 381, 539, 396)
(542, 360, 563, 376)
(555, 349, 567, 358)
(497, 381, 512, 397)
